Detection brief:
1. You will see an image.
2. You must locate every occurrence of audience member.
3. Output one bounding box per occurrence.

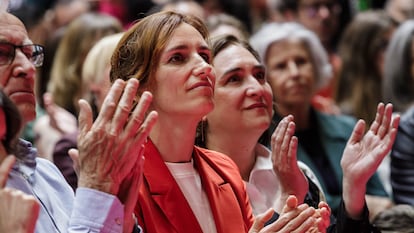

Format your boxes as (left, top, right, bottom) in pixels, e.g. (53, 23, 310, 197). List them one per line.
(33, 12, 123, 161)
(383, 21, 414, 205)
(335, 10, 395, 130)
(110, 10, 329, 233)
(53, 33, 124, 190)
(274, 0, 353, 57)
(0, 9, 156, 233)
(336, 10, 396, 196)
(199, 34, 398, 232)
(250, 22, 393, 219)
(270, 0, 354, 114)
(0, 89, 39, 233)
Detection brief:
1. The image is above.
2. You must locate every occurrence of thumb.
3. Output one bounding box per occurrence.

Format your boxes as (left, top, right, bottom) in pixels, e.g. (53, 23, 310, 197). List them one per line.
(68, 148, 80, 178)
(249, 208, 275, 233)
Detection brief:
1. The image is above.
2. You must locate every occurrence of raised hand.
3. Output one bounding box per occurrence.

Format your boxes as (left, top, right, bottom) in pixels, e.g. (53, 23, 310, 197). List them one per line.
(74, 78, 158, 232)
(341, 103, 400, 218)
(0, 155, 40, 233)
(43, 92, 78, 135)
(271, 115, 308, 212)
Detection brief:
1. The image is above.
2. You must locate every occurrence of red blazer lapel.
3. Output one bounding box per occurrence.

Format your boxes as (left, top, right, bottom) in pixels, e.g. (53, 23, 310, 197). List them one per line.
(193, 147, 252, 233)
(140, 140, 203, 233)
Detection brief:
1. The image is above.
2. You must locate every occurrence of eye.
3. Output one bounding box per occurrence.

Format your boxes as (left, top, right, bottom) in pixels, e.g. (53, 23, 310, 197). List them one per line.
(254, 70, 266, 83)
(21, 47, 34, 59)
(226, 74, 242, 84)
(295, 57, 308, 66)
(168, 53, 186, 64)
(0, 43, 13, 64)
(199, 52, 211, 63)
(275, 62, 287, 70)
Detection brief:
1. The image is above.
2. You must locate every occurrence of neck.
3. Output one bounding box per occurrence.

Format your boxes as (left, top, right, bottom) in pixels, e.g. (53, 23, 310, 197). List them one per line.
(206, 128, 259, 181)
(150, 113, 199, 163)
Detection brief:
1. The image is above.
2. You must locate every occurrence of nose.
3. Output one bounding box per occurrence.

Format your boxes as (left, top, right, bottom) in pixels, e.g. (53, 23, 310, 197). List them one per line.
(246, 76, 264, 97)
(12, 50, 36, 79)
(193, 55, 213, 78)
(287, 60, 299, 77)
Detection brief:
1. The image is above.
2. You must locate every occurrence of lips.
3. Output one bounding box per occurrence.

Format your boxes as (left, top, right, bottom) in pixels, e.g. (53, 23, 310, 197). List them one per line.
(188, 80, 213, 91)
(8, 90, 36, 105)
(245, 102, 267, 110)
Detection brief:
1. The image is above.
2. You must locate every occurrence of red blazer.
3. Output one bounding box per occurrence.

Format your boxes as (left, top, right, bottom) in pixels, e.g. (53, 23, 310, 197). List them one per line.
(136, 139, 254, 233)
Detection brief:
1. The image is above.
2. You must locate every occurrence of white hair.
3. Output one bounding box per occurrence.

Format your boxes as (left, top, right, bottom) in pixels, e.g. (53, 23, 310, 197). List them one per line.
(250, 22, 332, 89)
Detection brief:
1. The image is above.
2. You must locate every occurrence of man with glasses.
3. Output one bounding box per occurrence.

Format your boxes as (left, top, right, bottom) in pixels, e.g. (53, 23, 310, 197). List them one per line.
(0, 8, 156, 233)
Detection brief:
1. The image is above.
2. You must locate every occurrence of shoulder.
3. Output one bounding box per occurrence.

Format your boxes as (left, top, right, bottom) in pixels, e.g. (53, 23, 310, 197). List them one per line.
(315, 111, 356, 137)
(195, 146, 239, 168)
(194, 146, 241, 177)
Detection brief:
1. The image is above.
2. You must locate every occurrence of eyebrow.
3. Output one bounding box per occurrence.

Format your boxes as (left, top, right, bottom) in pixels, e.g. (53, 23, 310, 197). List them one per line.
(222, 65, 265, 76)
(165, 44, 210, 53)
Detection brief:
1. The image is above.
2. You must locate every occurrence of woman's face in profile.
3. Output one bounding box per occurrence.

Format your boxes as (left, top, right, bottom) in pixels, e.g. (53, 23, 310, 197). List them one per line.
(153, 23, 215, 117)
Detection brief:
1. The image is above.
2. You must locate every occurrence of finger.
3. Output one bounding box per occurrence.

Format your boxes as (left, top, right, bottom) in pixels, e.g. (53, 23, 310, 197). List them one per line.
(286, 122, 296, 166)
(0, 155, 16, 188)
(68, 149, 80, 178)
(77, 99, 94, 137)
(272, 206, 315, 232)
(369, 102, 385, 134)
(377, 103, 393, 138)
(347, 119, 365, 145)
(272, 116, 292, 164)
(111, 79, 140, 136)
(124, 91, 153, 140)
(94, 79, 126, 128)
(288, 136, 298, 167)
(119, 110, 158, 173)
(250, 208, 275, 232)
(378, 114, 400, 158)
(283, 195, 299, 213)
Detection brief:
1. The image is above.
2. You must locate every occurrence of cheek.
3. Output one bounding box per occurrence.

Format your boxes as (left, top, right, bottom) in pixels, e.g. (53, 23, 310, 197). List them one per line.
(0, 68, 10, 87)
(267, 76, 284, 98)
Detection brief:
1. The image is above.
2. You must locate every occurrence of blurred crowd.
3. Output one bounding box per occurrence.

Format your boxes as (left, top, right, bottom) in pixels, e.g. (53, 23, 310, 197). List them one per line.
(2, 0, 414, 232)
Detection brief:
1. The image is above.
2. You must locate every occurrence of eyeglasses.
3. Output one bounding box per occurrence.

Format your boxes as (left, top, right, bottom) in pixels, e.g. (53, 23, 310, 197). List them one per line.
(299, 2, 342, 18)
(0, 42, 44, 68)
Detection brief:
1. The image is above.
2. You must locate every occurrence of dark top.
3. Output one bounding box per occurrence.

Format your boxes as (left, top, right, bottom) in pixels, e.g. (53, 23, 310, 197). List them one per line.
(391, 106, 414, 205)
